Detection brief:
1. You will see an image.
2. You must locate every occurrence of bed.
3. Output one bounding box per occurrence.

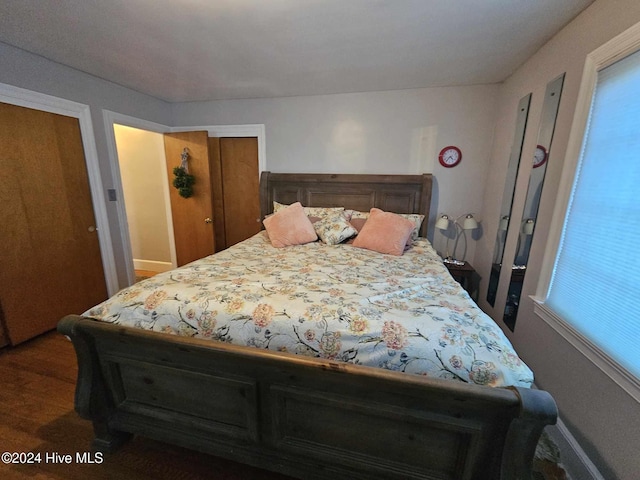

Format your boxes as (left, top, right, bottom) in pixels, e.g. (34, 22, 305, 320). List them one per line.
(59, 172, 556, 480)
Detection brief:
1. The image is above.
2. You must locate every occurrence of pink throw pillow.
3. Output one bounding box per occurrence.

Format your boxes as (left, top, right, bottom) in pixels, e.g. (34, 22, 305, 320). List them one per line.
(352, 208, 415, 256)
(263, 202, 318, 247)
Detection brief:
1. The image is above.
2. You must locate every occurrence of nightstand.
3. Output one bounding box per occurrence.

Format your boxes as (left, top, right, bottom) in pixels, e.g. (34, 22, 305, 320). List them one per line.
(444, 261, 476, 297)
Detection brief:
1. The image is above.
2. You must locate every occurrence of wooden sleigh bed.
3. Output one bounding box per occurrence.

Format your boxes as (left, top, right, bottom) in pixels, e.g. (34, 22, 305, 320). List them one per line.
(59, 172, 557, 480)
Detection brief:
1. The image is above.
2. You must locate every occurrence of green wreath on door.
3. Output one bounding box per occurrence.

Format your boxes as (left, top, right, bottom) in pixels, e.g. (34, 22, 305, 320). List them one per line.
(172, 147, 195, 198)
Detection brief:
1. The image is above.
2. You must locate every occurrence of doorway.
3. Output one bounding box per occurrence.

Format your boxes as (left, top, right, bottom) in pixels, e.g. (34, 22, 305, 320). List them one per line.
(114, 124, 176, 279)
(109, 120, 265, 283)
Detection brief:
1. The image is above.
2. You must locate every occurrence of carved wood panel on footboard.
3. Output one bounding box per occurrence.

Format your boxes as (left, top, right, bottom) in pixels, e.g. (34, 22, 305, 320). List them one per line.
(59, 315, 556, 480)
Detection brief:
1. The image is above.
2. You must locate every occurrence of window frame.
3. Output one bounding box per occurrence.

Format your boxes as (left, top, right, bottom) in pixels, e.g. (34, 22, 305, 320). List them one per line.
(534, 22, 640, 404)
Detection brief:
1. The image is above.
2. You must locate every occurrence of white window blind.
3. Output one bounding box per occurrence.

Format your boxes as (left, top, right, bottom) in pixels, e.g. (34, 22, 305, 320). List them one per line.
(547, 48, 640, 380)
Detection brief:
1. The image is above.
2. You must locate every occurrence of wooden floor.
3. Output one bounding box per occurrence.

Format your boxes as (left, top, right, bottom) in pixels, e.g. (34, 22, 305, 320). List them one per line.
(0, 330, 293, 480)
(134, 269, 159, 279)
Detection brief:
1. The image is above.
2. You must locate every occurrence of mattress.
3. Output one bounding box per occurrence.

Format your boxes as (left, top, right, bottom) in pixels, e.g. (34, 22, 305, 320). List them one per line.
(85, 232, 533, 388)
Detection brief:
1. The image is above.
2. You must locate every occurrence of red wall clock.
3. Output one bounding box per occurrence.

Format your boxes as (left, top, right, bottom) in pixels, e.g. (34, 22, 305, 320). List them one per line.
(438, 146, 462, 168)
(533, 145, 547, 168)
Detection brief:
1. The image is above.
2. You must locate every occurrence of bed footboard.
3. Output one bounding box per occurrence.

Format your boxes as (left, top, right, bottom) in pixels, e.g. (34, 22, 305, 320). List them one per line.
(59, 315, 556, 480)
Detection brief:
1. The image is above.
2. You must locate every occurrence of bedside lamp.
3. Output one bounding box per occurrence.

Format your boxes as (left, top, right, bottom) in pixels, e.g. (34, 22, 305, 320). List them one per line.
(461, 214, 478, 231)
(513, 218, 536, 269)
(437, 213, 479, 265)
(435, 214, 451, 230)
(522, 218, 535, 235)
(435, 214, 452, 258)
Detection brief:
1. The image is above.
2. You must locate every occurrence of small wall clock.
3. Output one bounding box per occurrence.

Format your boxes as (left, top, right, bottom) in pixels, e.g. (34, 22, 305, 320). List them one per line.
(438, 146, 462, 168)
(533, 145, 547, 168)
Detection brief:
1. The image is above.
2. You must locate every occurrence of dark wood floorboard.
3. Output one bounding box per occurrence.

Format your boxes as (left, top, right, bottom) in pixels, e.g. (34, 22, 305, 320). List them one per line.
(0, 330, 294, 480)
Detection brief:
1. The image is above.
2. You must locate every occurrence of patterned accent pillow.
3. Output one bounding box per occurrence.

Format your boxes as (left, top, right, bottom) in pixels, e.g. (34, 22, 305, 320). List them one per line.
(401, 214, 425, 242)
(345, 209, 369, 220)
(313, 213, 358, 245)
(274, 201, 344, 218)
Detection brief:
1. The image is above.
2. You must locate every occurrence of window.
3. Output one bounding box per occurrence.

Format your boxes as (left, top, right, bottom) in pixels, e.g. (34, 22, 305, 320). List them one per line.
(537, 25, 640, 400)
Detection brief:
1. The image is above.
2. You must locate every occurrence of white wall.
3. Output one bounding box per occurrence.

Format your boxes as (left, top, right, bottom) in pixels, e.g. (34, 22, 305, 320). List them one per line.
(0, 41, 172, 288)
(114, 125, 172, 271)
(0, 41, 499, 281)
(172, 85, 499, 261)
(476, 1, 640, 478)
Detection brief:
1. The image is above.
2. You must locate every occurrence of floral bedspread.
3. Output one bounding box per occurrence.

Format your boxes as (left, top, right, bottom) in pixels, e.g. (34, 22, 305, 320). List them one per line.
(85, 232, 533, 388)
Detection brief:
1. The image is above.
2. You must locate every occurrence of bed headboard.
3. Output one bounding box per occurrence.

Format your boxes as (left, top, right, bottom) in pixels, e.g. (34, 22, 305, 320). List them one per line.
(259, 172, 433, 237)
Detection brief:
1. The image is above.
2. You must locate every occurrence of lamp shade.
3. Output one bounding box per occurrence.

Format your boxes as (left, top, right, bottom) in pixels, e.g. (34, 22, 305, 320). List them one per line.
(523, 218, 535, 235)
(499, 215, 509, 231)
(462, 214, 478, 230)
(435, 214, 450, 230)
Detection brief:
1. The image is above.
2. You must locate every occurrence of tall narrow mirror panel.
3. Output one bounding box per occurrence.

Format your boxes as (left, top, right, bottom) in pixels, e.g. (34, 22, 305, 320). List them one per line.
(504, 73, 565, 331)
(487, 94, 532, 307)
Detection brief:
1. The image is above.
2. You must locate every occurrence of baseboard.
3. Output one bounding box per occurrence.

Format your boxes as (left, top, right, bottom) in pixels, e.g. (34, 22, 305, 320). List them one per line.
(133, 259, 173, 273)
(545, 416, 605, 480)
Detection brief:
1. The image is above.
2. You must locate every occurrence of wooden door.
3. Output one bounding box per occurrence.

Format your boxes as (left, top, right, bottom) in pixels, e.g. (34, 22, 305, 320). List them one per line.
(164, 131, 215, 266)
(209, 137, 261, 250)
(0, 102, 108, 345)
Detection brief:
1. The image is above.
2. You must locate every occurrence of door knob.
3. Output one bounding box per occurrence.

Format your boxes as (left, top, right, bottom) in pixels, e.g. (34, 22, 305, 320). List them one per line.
(204, 217, 213, 224)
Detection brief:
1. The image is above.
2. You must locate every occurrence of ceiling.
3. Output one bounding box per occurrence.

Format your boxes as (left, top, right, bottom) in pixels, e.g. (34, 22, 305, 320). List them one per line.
(0, 0, 594, 103)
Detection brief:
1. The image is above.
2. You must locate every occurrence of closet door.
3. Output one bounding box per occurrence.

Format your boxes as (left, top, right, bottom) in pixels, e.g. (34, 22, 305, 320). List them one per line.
(208, 137, 226, 252)
(0, 102, 108, 345)
(209, 137, 261, 250)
